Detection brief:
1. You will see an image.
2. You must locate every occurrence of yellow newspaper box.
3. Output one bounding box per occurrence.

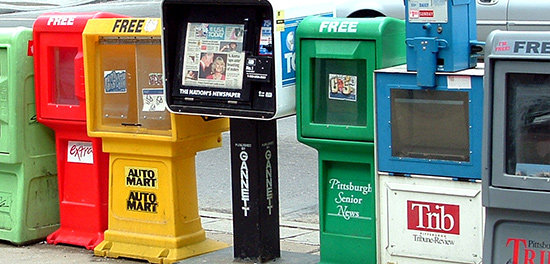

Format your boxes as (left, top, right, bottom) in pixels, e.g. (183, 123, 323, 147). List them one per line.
(82, 18, 229, 263)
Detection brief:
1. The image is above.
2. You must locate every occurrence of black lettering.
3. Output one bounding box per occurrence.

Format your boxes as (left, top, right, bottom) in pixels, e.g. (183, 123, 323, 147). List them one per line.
(128, 191, 139, 200)
(514, 41, 526, 53)
(127, 191, 158, 213)
(527, 41, 541, 53)
(127, 199, 137, 210)
(542, 42, 550, 53)
(120, 20, 129, 32)
(126, 169, 157, 187)
(149, 193, 157, 203)
(136, 201, 144, 211)
(136, 20, 144, 32)
(112, 19, 122, 32)
(126, 177, 137, 186)
(143, 178, 150, 186)
(128, 19, 136, 32)
(128, 168, 137, 177)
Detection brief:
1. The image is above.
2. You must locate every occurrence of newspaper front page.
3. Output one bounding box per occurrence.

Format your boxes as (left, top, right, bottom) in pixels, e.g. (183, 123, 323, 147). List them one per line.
(182, 23, 245, 90)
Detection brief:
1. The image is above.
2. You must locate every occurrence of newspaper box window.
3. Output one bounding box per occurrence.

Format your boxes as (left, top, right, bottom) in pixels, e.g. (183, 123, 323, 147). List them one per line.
(505, 73, 550, 178)
(53, 47, 79, 105)
(390, 89, 470, 162)
(98, 37, 171, 133)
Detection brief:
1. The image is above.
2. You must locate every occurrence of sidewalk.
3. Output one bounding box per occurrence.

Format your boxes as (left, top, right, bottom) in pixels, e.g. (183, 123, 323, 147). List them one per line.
(0, 210, 320, 264)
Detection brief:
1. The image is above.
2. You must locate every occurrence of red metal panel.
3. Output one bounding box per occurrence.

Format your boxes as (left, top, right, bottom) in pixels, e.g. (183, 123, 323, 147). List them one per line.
(32, 12, 127, 250)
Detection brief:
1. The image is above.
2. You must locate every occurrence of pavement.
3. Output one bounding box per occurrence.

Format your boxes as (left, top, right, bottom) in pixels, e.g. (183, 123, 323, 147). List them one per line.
(0, 210, 320, 264)
(0, 117, 321, 264)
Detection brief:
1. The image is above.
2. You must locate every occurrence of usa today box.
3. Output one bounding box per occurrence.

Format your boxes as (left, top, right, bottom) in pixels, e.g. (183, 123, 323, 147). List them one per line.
(161, 0, 335, 120)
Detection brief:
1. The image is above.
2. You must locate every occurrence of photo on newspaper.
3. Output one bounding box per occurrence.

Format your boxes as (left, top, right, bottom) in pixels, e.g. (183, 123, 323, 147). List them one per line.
(182, 22, 245, 90)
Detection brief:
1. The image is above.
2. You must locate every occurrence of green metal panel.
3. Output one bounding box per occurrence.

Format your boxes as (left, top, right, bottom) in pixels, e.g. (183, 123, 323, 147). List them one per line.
(0, 27, 58, 245)
(317, 141, 376, 264)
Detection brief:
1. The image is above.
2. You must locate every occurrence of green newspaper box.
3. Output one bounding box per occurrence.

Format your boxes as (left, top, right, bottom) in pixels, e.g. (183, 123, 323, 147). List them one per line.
(0, 27, 58, 245)
(296, 17, 405, 264)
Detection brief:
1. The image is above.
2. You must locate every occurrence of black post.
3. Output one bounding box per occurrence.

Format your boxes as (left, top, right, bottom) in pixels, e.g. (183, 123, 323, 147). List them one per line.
(230, 118, 280, 262)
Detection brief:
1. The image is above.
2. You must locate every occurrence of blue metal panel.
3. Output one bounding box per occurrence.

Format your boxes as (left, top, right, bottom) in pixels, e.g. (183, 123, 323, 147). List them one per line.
(405, 0, 478, 74)
(376, 65, 484, 179)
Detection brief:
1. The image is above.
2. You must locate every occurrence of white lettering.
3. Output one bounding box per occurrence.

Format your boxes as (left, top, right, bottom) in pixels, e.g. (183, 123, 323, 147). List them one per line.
(439, 205, 455, 232)
(334, 191, 363, 205)
(240, 151, 250, 217)
(319, 21, 330, 32)
(348, 22, 358, 33)
(46, 15, 76, 26)
(328, 21, 338, 33)
(265, 150, 273, 215)
(337, 205, 360, 220)
(412, 203, 431, 229)
(284, 52, 295, 73)
(411, 203, 456, 231)
(319, 21, 359, 33)
(328, 178, 372, 195)
(337, 22, 349, 32)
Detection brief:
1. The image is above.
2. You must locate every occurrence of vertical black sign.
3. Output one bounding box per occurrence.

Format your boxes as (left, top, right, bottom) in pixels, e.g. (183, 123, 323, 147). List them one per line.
(230, 119, 280, 262)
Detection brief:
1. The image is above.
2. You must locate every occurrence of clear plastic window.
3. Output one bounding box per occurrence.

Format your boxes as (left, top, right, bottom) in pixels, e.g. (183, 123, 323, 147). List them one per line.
(52, 47, 79, 105)
(312, 58, 366, 127)
(391, 89, 470, 162)
(136, 44, 170, 131)
(98, 38, 171, 134)
(100, 43, 135, 127)
(506, 73, 550, 177)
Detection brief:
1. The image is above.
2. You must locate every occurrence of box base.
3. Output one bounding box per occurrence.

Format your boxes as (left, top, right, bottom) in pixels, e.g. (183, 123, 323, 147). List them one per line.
(94, 230, 229, 264)
(47, 228, 104, 250)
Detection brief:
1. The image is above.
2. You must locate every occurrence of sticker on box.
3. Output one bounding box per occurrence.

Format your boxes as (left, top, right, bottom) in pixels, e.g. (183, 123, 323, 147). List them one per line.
(329, 74, 357, 102)
(142, 88, 166, 112)
(104, 70, 127, 94)
(67, 141, 94, 164)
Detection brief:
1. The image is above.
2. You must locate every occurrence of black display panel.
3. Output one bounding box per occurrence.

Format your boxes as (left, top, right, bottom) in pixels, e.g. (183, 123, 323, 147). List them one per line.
(506, 73, 550, 177)
(162, 0, 276, 118)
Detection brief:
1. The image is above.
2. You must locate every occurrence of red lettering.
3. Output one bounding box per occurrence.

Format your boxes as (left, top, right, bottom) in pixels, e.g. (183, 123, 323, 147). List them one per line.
(524, 248, 535, 264)
(69, 144, 93, 161)
(507, 238, 528, 264)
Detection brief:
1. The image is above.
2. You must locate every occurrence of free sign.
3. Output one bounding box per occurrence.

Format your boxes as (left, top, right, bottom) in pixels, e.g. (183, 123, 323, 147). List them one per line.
(319, 21, 358, 33)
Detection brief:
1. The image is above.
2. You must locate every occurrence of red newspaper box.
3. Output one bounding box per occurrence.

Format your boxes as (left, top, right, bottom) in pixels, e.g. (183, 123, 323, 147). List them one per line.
(33, 12, 126, 250)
